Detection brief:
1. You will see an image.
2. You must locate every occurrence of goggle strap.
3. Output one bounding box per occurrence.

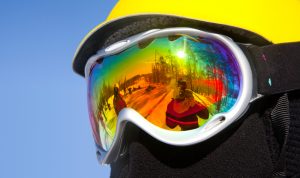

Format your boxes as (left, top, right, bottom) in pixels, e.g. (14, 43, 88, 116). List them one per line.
(246, 42, 300, 95)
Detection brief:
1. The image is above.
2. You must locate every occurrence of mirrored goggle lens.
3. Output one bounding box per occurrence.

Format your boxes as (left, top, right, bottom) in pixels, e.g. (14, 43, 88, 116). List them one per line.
(88, 35, 241, 151)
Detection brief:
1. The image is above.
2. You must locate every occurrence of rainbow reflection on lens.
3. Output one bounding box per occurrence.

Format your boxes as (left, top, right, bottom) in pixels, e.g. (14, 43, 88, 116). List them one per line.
(88, 35, 241, 150)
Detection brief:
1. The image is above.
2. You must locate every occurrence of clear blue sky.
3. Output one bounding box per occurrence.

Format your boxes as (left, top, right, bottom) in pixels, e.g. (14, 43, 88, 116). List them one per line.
(0, 1, 118, 177)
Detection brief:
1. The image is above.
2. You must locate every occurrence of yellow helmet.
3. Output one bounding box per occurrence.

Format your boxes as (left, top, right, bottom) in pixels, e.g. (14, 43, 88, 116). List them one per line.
(73, 0, 300, 76)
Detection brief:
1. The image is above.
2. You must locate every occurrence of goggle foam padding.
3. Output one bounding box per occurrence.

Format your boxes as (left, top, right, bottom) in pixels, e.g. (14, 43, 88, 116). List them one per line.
(74, 15, 271, 76)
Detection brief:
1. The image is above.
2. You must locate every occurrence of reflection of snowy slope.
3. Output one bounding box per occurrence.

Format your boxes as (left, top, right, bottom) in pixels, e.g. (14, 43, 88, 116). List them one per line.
(192, 92, 214, 126)
(100, 76, 227, 134)
(102, 95, 117, 137)
(99, 120, 113, 151)
(145, 88, 174, 128)
(126, 84, 170, 116)
(193, 92, 214, 112)
(123, 76, 174, 129)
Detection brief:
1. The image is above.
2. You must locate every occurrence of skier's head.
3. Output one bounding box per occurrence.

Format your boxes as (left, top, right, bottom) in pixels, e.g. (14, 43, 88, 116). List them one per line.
(177, 79, 187, 91)
(114, 83, 119, 94)
(73, 0, 300, 177)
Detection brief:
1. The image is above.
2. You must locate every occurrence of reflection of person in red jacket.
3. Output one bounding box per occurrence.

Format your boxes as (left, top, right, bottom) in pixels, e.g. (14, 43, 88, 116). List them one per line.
(166, 80, 209, 130)
(113, 84, 127, 115)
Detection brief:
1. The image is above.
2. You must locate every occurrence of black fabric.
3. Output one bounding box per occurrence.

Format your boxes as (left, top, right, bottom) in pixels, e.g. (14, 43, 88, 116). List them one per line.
(267, 91, 300, 177)
(111, 111, 275, 178)
(268, 94, 290, 177)
(286, 91, 300, 177)
(270, 94, 290, 147)
(246, 42, 300, 95)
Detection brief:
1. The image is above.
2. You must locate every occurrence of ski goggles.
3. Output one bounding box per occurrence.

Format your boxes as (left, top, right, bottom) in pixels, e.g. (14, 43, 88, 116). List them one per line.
(84, 28, 300, 164)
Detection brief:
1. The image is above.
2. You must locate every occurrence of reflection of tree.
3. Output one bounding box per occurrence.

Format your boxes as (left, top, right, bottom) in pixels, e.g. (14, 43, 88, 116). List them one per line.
(152, 50, 172, 84)
(165, 50, 181, 81)
(179, 41, 229, 113)
(95, 80, 114, 122)
(185, 42, 197, 91)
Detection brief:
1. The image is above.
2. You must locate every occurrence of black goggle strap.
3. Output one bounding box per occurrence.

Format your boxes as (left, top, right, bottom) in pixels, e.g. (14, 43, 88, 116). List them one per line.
(245, 42, 300, 177)
(245, 42, 300, 95)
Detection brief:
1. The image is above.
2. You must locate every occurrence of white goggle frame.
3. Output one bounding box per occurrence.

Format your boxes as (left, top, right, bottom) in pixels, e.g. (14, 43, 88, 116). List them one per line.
(84, 27, 257, 164)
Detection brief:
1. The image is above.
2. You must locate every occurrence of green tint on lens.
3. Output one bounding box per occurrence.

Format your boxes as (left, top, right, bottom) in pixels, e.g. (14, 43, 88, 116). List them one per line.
(88, 35, 241, 150)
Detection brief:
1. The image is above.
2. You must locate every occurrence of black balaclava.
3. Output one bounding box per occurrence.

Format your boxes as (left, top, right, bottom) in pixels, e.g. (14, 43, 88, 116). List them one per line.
(98, 16, 300, 178)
